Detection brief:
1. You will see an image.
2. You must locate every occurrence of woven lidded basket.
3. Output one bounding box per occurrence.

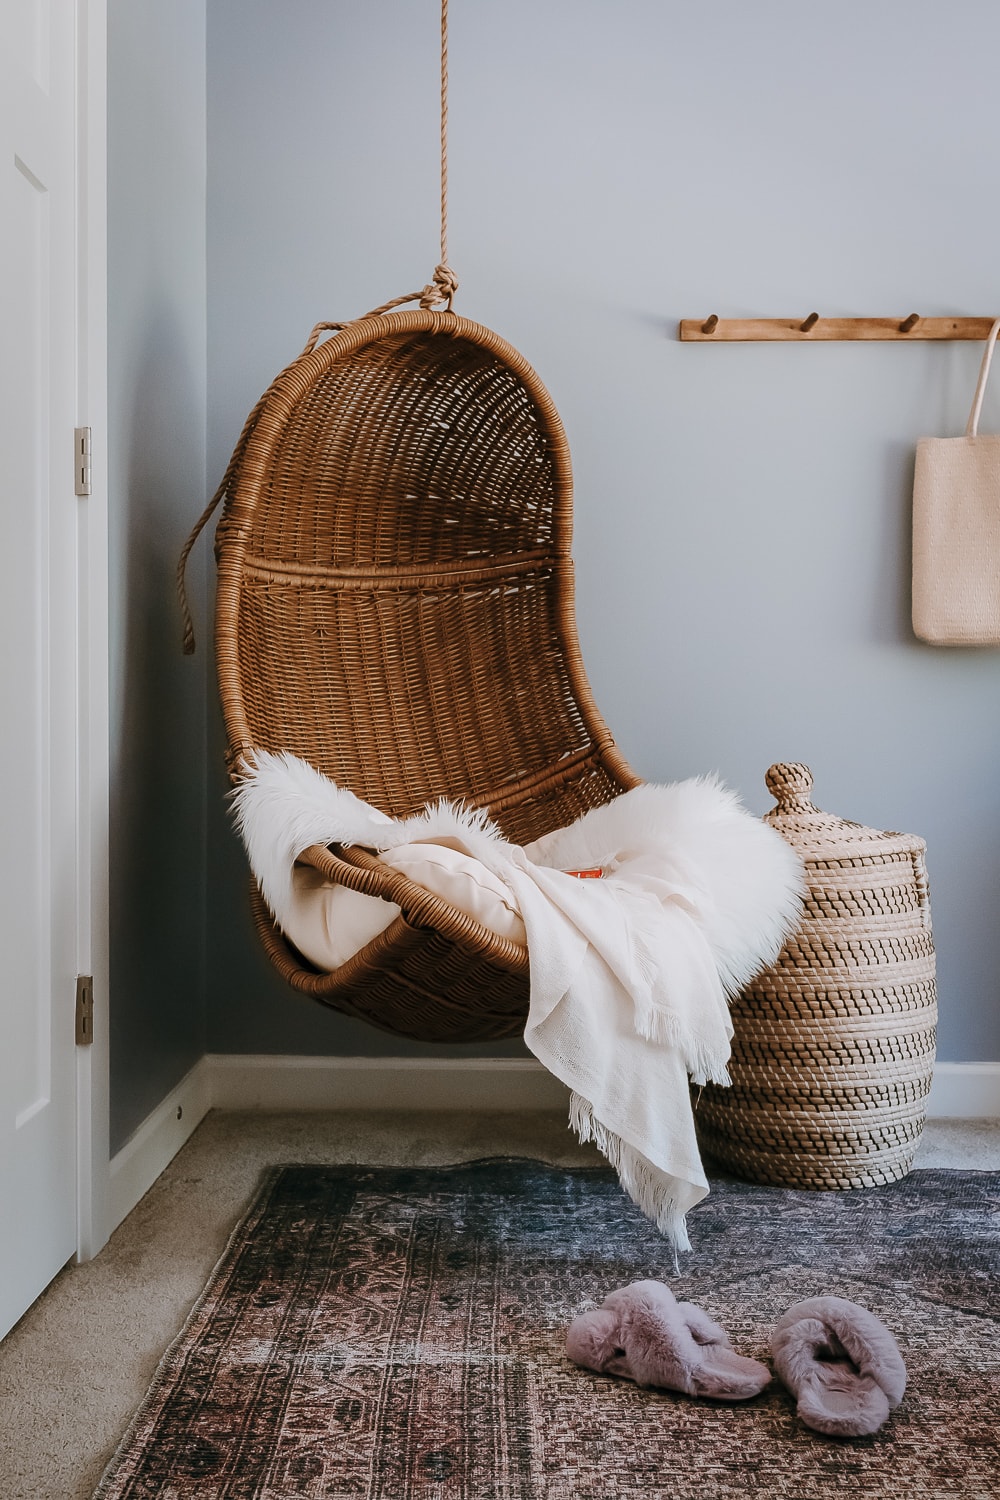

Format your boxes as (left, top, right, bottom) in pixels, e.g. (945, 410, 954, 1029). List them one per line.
(697, 762, 937, 1189)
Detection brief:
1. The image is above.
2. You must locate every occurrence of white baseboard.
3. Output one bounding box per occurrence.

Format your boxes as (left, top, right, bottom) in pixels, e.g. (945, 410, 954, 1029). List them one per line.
(205, 1054, 571, 1113)
(204, 1055, 1000, 1121)
(108, 1059, 213, 1231)
(926, 1061, 1000, 1120)
(107, 1054, 998, 1238)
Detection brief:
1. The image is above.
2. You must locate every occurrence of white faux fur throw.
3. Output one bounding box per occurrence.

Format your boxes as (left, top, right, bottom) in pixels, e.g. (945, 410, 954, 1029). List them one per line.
(231, 753, 804, 1250)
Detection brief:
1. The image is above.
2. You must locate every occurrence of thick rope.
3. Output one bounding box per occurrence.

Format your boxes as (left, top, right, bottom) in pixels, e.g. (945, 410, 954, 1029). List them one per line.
(176, 484, 224, 655)
(176, 389, 269, 654)
(439, 0, 451, 276)
(397, 0, 458, 312)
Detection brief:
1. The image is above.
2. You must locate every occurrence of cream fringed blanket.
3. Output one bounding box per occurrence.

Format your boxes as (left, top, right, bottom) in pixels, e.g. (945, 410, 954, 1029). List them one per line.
(231, 754, 805, 1251)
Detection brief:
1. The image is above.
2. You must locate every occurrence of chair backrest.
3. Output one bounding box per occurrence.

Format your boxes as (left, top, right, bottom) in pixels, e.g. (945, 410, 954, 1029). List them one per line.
(216, 309, 636, 847)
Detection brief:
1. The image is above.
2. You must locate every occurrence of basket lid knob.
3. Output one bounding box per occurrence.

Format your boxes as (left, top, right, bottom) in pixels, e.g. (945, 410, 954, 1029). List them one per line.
(765, 762, 816, 813)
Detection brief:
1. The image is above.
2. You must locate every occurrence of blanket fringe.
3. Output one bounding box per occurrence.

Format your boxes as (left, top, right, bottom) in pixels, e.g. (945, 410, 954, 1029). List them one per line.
(569, 1092, 691, 1258)
(630, 1003, 732, 1087)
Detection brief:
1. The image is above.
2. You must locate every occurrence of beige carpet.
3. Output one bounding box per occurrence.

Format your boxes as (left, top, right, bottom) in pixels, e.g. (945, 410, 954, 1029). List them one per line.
(0, 1112, 997, 1500)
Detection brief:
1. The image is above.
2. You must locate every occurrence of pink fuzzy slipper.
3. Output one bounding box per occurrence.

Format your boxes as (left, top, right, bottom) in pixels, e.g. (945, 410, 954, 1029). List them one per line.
(566, 1280, 772, 1401)
(770, 1296, 906, 1437)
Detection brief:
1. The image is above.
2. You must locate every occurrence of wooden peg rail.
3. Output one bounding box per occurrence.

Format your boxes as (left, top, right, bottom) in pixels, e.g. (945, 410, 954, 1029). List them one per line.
(679, 315, 1000, 342)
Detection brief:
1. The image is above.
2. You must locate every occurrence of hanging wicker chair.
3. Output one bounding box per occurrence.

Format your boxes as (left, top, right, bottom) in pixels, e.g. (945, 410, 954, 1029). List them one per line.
(187, 306, 640, 1042)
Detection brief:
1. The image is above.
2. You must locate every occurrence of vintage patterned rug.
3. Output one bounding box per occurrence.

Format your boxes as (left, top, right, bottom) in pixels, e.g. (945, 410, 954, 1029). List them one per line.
(93, 1160, 999, 1500)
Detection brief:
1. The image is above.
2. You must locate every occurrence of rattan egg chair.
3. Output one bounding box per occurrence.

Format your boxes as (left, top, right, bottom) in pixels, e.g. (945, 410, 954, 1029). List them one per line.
(183, 305, 639, 1042)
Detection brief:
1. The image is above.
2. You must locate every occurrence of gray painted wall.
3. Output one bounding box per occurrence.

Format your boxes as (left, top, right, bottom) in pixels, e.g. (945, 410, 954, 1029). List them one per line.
(108, 0, 208, 1150)
(204, 0, 1000, 1063)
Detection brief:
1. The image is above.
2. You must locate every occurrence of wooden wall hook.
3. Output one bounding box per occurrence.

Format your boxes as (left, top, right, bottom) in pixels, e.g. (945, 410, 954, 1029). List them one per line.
(679, 315, 1000, 342)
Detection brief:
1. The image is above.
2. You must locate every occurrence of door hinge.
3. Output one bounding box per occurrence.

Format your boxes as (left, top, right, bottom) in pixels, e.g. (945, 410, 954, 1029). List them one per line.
(75, 975, 94, 1046)
(74, 427, 92, 496)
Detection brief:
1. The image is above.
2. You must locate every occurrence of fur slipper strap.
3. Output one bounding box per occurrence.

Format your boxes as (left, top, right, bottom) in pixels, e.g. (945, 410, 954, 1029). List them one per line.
(566, 1280, 771, 1403)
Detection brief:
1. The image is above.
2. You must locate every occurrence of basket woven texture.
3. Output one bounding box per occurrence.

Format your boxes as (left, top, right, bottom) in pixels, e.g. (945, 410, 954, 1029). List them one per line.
(697, 763, 938, 1190)
(211, 309, 639, 1043)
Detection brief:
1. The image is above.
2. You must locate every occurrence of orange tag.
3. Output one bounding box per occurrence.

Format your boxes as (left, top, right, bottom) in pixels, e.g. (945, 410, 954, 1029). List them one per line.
(564, 868, 604, 879)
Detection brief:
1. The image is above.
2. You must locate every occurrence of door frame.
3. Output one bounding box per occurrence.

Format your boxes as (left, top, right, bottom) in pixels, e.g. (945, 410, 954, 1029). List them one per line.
(74, 0, 110, 1264)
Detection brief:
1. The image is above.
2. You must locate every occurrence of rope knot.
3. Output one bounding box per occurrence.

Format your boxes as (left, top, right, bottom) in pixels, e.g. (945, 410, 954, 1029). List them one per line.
(419, 263, 459, 310)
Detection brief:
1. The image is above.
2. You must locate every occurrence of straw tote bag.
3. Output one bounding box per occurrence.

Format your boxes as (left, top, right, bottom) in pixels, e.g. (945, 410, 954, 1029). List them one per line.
(912, 317, 1000, 645)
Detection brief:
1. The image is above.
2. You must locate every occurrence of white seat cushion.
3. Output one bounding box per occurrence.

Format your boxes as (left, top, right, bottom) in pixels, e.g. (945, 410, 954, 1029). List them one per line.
(282, 840, 526, 973)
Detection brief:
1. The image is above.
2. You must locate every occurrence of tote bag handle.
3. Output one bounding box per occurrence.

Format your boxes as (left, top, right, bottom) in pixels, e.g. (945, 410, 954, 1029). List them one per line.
(965, 317, 1000, 436)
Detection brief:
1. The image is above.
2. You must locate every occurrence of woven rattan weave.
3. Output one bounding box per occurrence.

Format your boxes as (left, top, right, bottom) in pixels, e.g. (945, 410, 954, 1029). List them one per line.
(696, 763, 938, 1189)
(197, 308, 639, 1041)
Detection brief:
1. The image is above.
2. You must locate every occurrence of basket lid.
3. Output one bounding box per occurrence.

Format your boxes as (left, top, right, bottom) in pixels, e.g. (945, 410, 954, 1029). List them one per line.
(763, 763, 925, 863)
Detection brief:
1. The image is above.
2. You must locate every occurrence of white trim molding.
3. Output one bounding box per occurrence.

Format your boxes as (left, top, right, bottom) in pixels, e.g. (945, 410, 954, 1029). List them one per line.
(75, 0, 112, 1266)
(203, 1054, 1000, 1121)
(206, 1054, 571, 1114)
(926, 1062, 1000, 1120)
(108, 1060, 213, 1231)
(107, 1054, 998, 1236)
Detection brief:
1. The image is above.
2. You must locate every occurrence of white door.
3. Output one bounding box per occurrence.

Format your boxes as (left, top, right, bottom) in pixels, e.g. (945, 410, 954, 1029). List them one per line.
(0, 0, 84, 1339)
